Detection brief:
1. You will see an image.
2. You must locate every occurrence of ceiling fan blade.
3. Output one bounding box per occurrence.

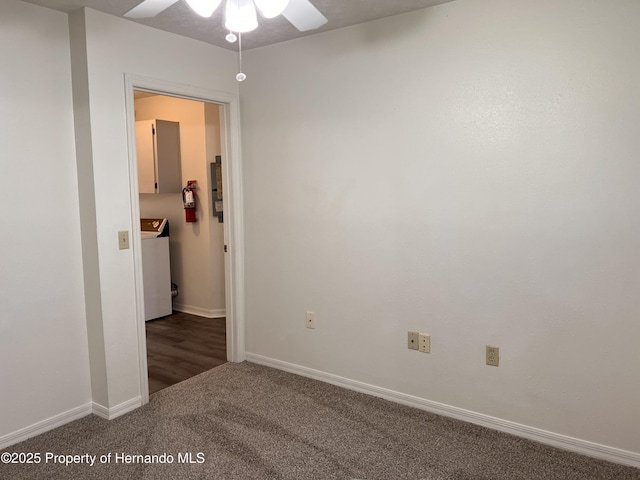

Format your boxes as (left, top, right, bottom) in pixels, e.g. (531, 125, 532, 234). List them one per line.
(124, 0, 180, 18)
(281, 0, 327, 32)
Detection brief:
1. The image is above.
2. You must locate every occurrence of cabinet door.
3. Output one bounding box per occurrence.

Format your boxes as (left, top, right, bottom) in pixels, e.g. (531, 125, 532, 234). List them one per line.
(155, 120, 182, 194)
(136, 120, 156, 194)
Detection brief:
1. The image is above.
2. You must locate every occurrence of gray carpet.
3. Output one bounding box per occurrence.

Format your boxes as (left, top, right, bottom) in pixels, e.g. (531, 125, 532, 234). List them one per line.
(2, 362, 638, 479)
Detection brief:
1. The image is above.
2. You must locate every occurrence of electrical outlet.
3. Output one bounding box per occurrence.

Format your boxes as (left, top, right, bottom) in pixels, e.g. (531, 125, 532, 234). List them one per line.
(419, 334, 431, 353)
(118, 230, 129, 250)
(408, 331, 419, 350)
(306, 311, 315, 329)
(486, 345, 499, 366)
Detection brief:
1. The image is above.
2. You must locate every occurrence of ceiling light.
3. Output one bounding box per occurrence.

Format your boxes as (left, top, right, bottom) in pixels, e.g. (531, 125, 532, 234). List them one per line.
(125, 0, 328, 83)
(224, 0, 258, 33)
(253, 0, 289, 19)
(184, 0, 222, 17)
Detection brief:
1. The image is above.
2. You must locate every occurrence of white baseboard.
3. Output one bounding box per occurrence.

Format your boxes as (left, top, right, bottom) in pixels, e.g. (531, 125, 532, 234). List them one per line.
(172, 303, 225, 318)
(1, 396, 143, 450)
(245, 353, 640, 469)
(0, 403, 93, 450)
(92, 396, 141, 420)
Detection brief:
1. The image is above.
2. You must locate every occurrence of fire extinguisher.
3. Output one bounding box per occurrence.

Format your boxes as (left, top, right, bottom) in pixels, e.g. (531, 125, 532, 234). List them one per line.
(183, 180, 197, 223)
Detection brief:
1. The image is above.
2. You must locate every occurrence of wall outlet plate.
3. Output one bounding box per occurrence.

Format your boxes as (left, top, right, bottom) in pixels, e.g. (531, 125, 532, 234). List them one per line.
(419, 334, 431, 353)
(486, 345, 499, 366)
(306, 311, 315, 329)
(408, 331, 419, 350)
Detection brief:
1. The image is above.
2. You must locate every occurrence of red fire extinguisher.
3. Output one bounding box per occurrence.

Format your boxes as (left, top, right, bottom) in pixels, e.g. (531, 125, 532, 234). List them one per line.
(183, 180, 197, 223)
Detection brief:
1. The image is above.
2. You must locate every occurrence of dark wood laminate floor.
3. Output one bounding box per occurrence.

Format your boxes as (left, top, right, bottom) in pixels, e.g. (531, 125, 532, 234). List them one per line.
(145, 311, 226, 394)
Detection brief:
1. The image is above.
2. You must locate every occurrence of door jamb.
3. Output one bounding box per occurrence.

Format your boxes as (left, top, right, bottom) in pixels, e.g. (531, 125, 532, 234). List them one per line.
(123, 74, 246, 405)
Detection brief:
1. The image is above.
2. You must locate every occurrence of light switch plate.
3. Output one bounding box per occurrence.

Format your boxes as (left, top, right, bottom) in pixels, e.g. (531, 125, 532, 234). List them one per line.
(118, 230, 130, 250)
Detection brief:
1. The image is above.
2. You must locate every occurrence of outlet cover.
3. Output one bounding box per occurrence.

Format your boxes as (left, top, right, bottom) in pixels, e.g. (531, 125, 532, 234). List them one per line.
(408, 331, 419, 350)
(306, 311, 315, 329)
(486, 345, 499, 366)
(419, 334, 431, 353)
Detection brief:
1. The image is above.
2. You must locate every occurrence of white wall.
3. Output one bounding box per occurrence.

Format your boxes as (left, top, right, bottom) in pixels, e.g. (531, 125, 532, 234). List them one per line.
(241, 0, 640, 461)
(136, 95, 225, 316)
(69, 8, 238, 410)
(0, 0, 91, 441)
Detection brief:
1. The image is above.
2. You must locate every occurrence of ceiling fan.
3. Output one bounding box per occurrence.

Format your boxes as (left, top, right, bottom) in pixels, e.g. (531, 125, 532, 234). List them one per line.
(124, 0, 328, 33)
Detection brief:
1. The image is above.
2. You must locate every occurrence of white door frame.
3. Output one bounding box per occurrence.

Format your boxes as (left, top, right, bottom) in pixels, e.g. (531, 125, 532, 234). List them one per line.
(123, 74, 245, 405)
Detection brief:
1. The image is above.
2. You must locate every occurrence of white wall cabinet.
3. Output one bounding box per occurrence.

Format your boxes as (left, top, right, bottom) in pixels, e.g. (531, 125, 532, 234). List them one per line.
(136, 119, 182, 194)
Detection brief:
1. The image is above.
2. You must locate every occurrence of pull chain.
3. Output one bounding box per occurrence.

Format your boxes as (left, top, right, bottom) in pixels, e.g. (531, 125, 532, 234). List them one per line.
(236, 32, 246, 82)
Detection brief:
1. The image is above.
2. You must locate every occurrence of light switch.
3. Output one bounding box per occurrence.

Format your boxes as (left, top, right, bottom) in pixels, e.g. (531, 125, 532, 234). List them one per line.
(118, 231, 130, 250)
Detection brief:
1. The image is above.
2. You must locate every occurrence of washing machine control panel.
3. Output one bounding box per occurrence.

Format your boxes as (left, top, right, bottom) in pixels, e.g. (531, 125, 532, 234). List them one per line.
(140, 218, 168, 237)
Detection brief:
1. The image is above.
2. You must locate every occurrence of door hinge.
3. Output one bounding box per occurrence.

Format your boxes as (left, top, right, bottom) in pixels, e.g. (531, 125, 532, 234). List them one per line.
(224, 245, 228, 253)
(152, 126, 155, 135)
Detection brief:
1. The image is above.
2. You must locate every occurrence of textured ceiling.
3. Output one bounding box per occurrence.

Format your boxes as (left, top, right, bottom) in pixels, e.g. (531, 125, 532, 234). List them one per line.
(20, 0, 455, 50)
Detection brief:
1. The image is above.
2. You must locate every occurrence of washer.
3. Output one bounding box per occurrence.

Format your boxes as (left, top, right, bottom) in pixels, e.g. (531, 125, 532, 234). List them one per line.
(141, 218, 172, 321)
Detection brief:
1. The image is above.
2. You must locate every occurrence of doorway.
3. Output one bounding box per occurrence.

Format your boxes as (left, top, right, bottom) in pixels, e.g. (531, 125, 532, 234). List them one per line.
(133, 91, 227, 394)
(124, 74, 245, 405)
